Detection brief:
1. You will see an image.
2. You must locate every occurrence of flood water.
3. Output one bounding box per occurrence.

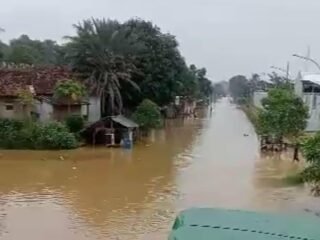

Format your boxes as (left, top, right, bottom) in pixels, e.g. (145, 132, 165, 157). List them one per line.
(0, 98, 319, 240)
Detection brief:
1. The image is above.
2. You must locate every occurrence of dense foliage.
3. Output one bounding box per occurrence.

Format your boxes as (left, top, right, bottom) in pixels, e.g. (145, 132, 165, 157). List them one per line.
(258, 88, 308, 160)
(228, 75, 250, 104)
(65, 19, 142, 115)
(0, 35, 64, 65)
(301, 133, 320, 195)
(258, 89, 308, 139)
(16, 88, 35, 120)
(54, 79, 86, 101)
(1, 18, 213, 114)
(0, 119, 24, 148)
(0, 119, 78, 150)
(132, 99, 162, 131)
(65, 115, 85, 133)
(212, 81, 228, 100)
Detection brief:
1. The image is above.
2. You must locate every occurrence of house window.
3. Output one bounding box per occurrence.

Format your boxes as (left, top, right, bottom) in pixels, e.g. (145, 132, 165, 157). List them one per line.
(5, 104, 13, 110)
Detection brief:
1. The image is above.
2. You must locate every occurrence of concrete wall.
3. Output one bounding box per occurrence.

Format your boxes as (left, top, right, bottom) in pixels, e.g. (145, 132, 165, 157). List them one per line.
(88, 96, 101, 123)
(0, 98, 27, 119)
(35, 100, 53, 122)
(294, 78, 303, 97)
(0, 96, 101, 123)
(303, 93, 320, 132)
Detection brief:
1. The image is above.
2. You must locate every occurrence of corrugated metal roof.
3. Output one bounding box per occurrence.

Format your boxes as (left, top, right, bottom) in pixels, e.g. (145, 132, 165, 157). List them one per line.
(111, 115, 138, 128)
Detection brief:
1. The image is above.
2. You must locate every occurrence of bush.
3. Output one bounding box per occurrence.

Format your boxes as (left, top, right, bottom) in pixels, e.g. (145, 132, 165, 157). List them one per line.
(65, 115, 85, 133)
(34, 122, 78, 149)
(0, 119, 24, 149)
(283, 173, 304, 185)
(133, 99, 162, 131)
(0, 119, 78, 150)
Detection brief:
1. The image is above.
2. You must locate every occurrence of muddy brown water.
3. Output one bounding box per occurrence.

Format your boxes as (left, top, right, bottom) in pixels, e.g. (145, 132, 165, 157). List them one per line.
(0, 98, 319, 240)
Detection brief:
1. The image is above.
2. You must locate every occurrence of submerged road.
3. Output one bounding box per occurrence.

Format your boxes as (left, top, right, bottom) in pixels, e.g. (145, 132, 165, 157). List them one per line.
(0, 98, 318, 240)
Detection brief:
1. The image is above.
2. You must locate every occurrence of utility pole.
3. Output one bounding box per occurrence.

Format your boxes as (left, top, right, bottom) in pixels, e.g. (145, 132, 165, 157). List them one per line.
(270, 62, 291, 79)
(293, 54, 320, 72)
(286, 61, 290, 79)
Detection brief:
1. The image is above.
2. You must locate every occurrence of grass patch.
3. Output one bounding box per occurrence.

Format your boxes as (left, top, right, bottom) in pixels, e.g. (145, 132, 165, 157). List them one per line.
(241, 104, 260, 131)
(282, 173, 304, 186)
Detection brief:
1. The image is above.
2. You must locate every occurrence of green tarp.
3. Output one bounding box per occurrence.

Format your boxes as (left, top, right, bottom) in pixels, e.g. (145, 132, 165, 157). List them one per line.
(169, 208, 320, 240)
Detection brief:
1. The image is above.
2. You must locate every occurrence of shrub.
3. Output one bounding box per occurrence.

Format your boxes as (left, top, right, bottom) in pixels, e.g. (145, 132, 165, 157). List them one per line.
(0, 119, 24, 149)
(0, 119, 78, 150)
(65, 115, 85, 133)
(34, 122, 78, 149)
(133, 99, 162, 131)
(301, 133, 320, 195)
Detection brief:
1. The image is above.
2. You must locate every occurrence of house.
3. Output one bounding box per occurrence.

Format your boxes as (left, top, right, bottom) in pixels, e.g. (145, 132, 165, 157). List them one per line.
(0, 66, 101, 122)
(294, 72, 320, 132)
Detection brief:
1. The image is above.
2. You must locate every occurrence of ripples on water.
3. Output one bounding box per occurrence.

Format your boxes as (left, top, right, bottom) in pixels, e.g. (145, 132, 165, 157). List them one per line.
(0, 101, 319, 240)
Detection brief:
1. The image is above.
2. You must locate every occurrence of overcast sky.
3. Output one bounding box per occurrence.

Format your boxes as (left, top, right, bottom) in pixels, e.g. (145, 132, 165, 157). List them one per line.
(1, 0, 320, 81)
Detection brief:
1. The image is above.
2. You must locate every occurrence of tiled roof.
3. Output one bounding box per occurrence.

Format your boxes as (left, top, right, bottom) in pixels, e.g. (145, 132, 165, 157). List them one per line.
(0, 67, 74, 96)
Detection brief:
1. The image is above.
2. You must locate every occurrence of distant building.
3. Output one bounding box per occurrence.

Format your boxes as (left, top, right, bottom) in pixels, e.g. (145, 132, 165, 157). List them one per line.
(0, 67, 101, 122)
(294, 72, 320, 132)
(253, 74, 274, 108)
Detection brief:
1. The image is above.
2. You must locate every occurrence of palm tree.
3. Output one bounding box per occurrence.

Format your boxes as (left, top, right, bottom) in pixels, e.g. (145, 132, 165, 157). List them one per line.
(65, 18, 143, 115)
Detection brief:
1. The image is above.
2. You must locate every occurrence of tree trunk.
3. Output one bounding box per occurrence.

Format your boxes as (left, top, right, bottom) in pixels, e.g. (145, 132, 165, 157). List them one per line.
(293, 144, 299, 162)
(279, 136, 284, 151)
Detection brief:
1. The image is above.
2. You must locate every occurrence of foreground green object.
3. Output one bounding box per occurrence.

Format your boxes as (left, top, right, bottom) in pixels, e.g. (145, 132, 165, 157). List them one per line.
(169, 208, 320, 240)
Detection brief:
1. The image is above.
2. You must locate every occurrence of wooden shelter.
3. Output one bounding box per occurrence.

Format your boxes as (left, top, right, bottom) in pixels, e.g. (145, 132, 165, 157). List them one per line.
(81, 115, 139, 147)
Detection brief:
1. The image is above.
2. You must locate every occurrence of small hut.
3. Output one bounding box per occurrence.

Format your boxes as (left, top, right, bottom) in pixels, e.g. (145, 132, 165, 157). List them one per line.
(82, 115, 139, 147)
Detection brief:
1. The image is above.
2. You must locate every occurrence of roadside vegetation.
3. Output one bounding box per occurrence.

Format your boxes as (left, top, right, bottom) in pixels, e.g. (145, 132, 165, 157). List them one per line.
(301, 134, 320, 196)
(258, 88, 308, 161)
(228, 72, 320, 195)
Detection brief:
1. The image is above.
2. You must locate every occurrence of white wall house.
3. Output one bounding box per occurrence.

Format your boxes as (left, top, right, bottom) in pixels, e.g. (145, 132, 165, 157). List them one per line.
(0, 67, 102, 123)
(294, 72, 320, 132)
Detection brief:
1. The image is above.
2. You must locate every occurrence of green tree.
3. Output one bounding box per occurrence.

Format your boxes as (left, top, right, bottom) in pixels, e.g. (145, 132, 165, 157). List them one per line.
(301, 133, 320, 196)
(229, 75, 250, 104)
(0, 41, 7, 61)
(212, 82, 227, 100)
(122, 19, 189, 106)
(4, 34, 63, 65)
(258, 88, 308, 160)
(54, 79, 86, 113)
(17, 88, 35, 120)
(133, 99, 162, 131)
(65, 18, 142, 115)
(268, 72, 291, 89)
(65, 115, 85, 133)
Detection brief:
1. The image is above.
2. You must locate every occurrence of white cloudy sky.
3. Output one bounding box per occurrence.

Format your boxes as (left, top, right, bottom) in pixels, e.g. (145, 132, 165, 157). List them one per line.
(1, 0, 320, 81)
